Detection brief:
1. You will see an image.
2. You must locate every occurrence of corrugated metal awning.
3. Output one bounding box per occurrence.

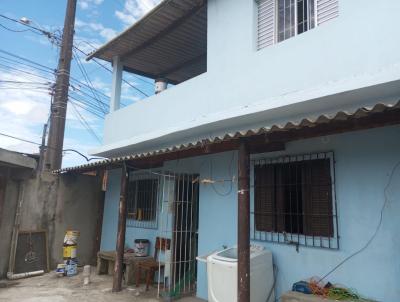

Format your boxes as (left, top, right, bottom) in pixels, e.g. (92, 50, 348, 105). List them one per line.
(87, 0, 207, 84)
(54, 100, 400, 173)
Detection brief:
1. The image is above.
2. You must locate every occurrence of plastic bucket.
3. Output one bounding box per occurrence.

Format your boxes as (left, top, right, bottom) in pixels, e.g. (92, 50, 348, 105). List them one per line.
(65, 259, 78, 277)
(134, 239, 150, 257)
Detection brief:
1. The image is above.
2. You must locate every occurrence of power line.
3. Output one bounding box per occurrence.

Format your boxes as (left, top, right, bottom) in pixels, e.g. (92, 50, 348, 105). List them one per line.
(0, 55, 111, 113)
(0, 15, 152, 96)
(318, 160, 400, 283)
(69, 96, 105, 118)
(70, 101, 102, 143)
(72, 45, 150, 97)
(0, 80, 52, 85)
(72, 49, 107, 113)
(69, 93, 107, 117)
(0, 14, 55, 38)
(0, 23, 30, 32)
(0, 62, 55, 82)
(70, 84, 109, 109)
(0, 131, 102, 162)
(0, 49, 55, 71)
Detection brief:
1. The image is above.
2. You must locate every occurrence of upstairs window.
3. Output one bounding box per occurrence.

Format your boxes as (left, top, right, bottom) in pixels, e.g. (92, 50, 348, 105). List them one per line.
(277, 0, 315, 42)
(257, 0, 339, 50)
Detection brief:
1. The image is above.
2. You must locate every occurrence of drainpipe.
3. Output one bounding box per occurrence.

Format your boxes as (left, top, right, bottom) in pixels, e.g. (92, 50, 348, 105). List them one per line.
(155, 78, 168, 94)
(7, 270, 44, 280)
(237, 141, 250, 302)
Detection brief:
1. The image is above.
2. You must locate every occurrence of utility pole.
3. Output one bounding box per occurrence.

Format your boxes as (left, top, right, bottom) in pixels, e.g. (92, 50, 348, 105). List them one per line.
(44, 0, 77, 171)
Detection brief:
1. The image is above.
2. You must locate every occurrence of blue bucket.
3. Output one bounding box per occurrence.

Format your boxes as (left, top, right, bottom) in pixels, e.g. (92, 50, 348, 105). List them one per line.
(66, 260, 78, 277)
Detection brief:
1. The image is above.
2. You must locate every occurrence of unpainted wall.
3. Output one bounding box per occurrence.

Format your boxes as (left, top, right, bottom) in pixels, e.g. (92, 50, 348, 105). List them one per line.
(0, 172, 103, 278)
(0, 179, 19, 277)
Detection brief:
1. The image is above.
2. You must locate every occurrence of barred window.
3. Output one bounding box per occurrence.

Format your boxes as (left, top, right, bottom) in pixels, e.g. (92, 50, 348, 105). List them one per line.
(127, 177, 159, 228)
(252, 152, 338, 249)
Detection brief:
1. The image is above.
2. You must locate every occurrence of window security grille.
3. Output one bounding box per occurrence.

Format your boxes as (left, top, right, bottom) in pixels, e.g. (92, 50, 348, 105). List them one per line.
(126, 173, 160, 229)
(257, 0, 339, 50)
(251, 152, 339, 249)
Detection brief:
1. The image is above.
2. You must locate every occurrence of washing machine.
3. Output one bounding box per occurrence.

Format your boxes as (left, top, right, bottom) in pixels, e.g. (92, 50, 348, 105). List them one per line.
(207, 245, 274, 302)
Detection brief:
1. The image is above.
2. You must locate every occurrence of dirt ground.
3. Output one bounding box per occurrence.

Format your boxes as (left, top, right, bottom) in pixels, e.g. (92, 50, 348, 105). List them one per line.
(0, 268, 205, 302)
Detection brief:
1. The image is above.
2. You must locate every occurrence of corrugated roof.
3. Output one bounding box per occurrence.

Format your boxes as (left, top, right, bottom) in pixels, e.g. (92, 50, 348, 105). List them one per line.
(87, 0, 207, 84)
(54, 100, 400, 173)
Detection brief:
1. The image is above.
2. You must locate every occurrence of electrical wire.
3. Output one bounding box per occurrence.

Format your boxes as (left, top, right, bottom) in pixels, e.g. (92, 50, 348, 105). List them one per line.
(210, 151, 235, 196)
(0, 49, 112, 102)
(0, 62, 55, 82)
(70, 101, 102, 143)
(72, 49, 107, 113)
(0, 49, 55, 71)
(0, 58, 108, 117)
(0, 131, 102, 162)
(72, 45, 150, 97)
(0, 15, 152, 97)
(0, 14, 53, 37)
(0, 23, 30, 32)
(318, 160, 400, 283)
(69, 98, 104, 119)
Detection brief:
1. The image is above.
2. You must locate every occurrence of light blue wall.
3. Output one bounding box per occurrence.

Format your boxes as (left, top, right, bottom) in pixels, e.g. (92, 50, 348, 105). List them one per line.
(96, 0, 400, 156)
(100, 169, 167, 254)
(101, 125, 400, 301)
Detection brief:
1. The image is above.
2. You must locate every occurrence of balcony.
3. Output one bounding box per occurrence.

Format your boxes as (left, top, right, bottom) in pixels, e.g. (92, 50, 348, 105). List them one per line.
(87, 0, 207, 111)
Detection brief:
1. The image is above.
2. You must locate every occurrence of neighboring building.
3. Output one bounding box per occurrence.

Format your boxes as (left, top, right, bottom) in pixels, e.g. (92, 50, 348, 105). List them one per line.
(0, 148, 38, 277)
(0, 148, 104, 278)
(58, 0, 400, 301)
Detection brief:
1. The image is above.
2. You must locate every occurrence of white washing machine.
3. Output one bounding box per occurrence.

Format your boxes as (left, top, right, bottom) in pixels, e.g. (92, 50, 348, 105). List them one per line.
(207, 245, 274, 302)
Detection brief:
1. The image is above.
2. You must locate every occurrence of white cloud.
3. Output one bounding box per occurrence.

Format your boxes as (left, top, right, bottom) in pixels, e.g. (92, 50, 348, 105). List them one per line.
(0, 69, 51, 154)
(78, 0, 104, 10)
(115, 0, 161, 27)
(0, 67, 102, 166)
(75, 19, 117, 42)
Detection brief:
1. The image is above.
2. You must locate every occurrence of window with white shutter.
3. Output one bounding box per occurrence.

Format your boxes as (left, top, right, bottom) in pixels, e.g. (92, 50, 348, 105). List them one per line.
(257, 0, 338, 50)
(257, 0, 276, 50)
(316, 0, 339, 26)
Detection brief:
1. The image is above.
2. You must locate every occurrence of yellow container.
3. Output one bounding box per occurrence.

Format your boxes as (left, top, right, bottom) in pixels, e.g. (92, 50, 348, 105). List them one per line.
(63, 245, 77, 259)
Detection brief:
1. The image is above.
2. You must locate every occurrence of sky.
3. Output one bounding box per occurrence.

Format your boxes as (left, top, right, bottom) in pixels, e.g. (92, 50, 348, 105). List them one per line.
(0, 0, 161, 167)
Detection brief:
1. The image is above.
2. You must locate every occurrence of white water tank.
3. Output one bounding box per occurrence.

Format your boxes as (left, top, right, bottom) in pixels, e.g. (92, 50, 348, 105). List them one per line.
(207, 246, 274, 302)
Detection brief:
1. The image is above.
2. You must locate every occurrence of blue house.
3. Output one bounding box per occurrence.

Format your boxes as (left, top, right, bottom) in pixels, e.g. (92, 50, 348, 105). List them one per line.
(59, 0, 400, 301)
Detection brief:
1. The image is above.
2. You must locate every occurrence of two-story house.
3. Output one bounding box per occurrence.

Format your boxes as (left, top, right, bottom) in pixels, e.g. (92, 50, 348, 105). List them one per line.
(58, 0, 400, 301)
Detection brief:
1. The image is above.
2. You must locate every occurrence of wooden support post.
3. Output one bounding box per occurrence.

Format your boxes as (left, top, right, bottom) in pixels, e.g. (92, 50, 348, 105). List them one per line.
(112, 163, 128, 292)
(238, 141, 250, 302)
(92, 169, 106, 265)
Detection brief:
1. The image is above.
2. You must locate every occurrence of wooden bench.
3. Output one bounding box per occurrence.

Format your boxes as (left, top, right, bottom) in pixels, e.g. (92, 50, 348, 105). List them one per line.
(97, 250, 151, 285)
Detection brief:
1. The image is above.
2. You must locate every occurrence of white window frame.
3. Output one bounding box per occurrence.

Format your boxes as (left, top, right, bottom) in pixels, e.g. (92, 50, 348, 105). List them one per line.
(257, 0, 339, 50)
(276, 0, 317, 43)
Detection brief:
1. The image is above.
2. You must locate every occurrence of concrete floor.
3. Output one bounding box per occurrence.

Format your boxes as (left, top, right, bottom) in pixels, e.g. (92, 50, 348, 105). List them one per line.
(0, 269, 206, 302)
